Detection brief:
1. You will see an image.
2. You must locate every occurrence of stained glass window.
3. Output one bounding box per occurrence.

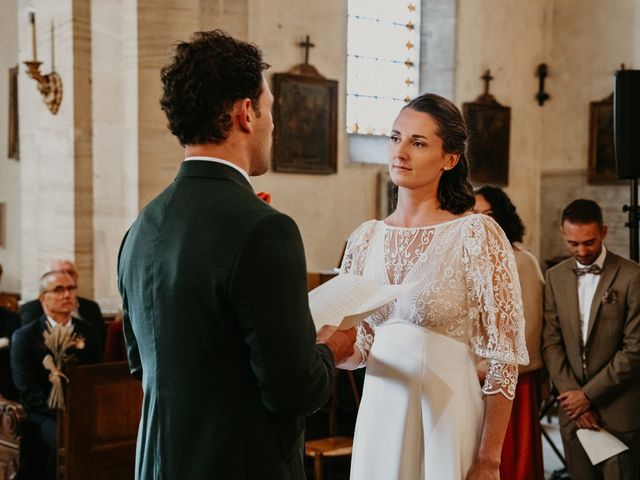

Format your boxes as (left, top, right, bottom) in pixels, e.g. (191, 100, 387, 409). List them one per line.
(347, 0, 421, 136)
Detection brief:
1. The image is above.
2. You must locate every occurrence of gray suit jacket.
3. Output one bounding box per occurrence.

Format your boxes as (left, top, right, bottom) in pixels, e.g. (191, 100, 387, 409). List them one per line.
(542, 250, 640, 432)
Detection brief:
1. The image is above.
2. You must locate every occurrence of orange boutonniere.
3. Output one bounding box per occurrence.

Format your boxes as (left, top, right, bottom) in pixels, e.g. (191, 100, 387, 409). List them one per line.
(257, 192, 271, 204)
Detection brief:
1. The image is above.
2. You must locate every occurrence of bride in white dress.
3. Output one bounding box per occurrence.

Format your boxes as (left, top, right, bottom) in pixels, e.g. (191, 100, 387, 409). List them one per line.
(338, 94, 529, 480)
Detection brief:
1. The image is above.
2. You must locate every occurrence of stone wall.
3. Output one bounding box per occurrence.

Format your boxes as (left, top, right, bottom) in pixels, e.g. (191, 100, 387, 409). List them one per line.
(455, 0, 552, 256)
(0, 0, 20, 292)
(2, 0, 639, 309)
(539, 0, 639, 267)
(540, 173, 631, 266)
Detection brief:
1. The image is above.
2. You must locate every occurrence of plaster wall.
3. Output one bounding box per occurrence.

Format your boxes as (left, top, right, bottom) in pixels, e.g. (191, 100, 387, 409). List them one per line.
(92, 0, 139, 311)
(7, 0, 639, 309)
(18, 0, 79, 300)
(0, 0, 21, 293)
(455, 0, 552, 256)
(248, 0, 380, 272)
(539, 0, 640, 264)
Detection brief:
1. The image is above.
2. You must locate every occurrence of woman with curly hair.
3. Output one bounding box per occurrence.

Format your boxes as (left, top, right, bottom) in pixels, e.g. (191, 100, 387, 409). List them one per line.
(475, 185, 545, 480)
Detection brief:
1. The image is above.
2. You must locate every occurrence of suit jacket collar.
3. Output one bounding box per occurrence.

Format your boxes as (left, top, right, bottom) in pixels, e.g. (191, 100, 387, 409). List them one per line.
(559, 260, 582, 349)
(560, 250, 622, 345)
(175, 159, 254, 194)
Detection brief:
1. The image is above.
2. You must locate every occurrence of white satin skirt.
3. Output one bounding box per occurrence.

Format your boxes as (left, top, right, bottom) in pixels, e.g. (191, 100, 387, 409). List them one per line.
(350, 322, 484, 480)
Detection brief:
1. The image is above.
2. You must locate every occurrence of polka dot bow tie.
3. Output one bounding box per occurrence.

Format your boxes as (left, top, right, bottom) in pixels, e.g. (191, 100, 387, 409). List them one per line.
(572, 264, 602, 276)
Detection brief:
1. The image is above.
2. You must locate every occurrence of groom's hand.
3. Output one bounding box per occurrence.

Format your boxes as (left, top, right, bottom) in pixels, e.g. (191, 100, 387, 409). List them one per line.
(317, 326, 356, 364)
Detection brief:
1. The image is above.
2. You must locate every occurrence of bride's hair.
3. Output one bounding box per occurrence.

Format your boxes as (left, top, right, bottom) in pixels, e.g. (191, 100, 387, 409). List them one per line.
(403, 94, 475, 215)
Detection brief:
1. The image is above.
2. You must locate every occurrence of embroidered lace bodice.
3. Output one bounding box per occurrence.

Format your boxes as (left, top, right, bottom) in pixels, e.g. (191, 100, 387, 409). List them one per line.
(340, 214, 529, 400)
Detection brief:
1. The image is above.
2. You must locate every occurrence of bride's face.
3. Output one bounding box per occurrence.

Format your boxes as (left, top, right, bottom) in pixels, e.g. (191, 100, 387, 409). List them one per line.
(388, 108, 458, 191)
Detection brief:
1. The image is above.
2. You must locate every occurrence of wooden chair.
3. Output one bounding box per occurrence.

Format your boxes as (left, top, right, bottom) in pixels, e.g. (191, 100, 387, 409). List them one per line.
(307, 271, 338, 292)
(305, 370, 361, 480)
(57, 361, 142, 480)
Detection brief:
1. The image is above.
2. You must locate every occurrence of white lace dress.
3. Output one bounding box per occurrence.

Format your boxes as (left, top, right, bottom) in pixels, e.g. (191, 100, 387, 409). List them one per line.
(342, 214, 529, 480)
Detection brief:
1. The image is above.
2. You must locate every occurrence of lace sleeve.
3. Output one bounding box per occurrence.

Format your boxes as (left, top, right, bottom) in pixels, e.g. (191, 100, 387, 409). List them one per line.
(463, 215, 529, 400)
(340, 220, 378, 367)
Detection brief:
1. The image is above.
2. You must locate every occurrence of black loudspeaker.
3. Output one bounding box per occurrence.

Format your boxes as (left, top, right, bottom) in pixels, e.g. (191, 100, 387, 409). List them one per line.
(614, 70, 640, 179)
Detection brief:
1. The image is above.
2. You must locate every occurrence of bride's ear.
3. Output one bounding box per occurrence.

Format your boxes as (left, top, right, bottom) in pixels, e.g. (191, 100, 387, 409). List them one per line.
(443, 153, 459, 171)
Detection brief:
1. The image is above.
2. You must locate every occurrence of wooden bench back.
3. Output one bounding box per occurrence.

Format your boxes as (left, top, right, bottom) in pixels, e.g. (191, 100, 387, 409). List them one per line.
(0, 293, 19, 314)
(57, 361, 142, 480)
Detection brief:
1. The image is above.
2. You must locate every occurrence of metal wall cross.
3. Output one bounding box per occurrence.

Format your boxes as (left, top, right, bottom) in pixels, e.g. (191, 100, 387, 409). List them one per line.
(298, 35, 315, 65)
(482, 69, 494, 96)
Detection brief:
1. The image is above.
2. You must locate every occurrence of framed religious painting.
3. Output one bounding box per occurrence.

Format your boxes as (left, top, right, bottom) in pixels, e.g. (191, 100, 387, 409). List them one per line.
(587, 93, 624, 184)
(272, 73, 338, 174)
(463, 96, 511, 186)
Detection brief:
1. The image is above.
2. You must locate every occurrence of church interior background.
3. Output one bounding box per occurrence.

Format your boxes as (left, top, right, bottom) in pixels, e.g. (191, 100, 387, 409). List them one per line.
(1, 0, 637, 310)
(1, 1, 638, 478)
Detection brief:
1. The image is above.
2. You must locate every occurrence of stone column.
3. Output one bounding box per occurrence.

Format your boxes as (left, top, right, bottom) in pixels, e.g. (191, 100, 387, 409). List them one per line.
(19, 0, 93, 300)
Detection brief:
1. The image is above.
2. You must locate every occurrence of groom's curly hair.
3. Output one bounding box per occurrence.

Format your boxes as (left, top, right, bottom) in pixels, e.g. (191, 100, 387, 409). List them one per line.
(160, 30, 270, 146)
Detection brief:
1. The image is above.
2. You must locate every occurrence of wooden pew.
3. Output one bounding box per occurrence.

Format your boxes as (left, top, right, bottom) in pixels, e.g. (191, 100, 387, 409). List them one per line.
(57, 361, 142, 480)
(0, 293, 19, 314)
(0, 396, 26, 480)
(0, 308, 19, 480)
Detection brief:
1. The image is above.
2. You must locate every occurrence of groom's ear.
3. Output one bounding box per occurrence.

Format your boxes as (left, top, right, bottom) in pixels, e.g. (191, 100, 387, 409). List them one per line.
(236, 98, 254, 133)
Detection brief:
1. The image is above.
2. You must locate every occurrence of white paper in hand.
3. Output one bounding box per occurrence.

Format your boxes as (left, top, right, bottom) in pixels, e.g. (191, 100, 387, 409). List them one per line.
(576, 428, 629, 465)
(308, 273, 417, 331)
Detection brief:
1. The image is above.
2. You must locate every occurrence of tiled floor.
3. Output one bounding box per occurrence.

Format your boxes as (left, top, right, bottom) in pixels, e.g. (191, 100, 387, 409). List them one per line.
(542, 415, 567, 479)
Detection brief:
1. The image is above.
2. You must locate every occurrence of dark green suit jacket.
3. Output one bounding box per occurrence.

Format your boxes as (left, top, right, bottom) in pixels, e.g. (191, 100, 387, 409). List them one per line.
(117, 160, 334, 480)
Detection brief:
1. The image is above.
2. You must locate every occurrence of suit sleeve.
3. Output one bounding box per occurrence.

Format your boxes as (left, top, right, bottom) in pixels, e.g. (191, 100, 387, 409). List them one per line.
(10, 328, 53, 416)
(121, 308, 142, 380)
(582, 270, 640, 404)
(117, 230, 143, 381)
(542, 270, 582, 392)
(229, 212, 334, 418)
(19, 301, 42, 326)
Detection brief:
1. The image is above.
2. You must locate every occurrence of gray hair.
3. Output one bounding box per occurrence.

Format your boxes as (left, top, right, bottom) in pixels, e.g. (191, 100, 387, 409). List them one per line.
(39, 270, 74, 294)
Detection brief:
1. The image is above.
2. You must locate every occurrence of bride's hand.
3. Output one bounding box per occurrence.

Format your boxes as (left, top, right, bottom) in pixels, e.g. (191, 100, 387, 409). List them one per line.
(465, 459, 500, 480)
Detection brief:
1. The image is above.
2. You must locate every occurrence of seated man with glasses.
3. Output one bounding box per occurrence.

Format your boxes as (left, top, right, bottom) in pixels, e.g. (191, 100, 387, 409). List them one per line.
(20, 259, 105, 350)
(10, 270, 101, 480)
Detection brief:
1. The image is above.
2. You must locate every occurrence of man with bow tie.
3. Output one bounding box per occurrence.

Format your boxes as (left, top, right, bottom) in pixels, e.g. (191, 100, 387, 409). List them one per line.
(543, 199, 640, 479)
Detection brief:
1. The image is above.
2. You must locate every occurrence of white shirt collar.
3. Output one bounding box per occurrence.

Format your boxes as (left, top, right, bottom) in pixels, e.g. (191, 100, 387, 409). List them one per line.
(576, 245, 607, 269)
(46, 315, 74, 330)
(184, 156, 251, 184)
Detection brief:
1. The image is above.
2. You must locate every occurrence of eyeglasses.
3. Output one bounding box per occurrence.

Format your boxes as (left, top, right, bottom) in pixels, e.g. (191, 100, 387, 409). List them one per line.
(44, 285, 78, 295)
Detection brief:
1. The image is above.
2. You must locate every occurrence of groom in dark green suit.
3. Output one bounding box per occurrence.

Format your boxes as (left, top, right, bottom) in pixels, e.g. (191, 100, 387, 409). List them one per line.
(117, 30, 356, 480)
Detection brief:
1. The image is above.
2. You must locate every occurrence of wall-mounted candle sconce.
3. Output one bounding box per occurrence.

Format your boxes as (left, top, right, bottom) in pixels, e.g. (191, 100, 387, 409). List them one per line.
(24, 10, 62, 114)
